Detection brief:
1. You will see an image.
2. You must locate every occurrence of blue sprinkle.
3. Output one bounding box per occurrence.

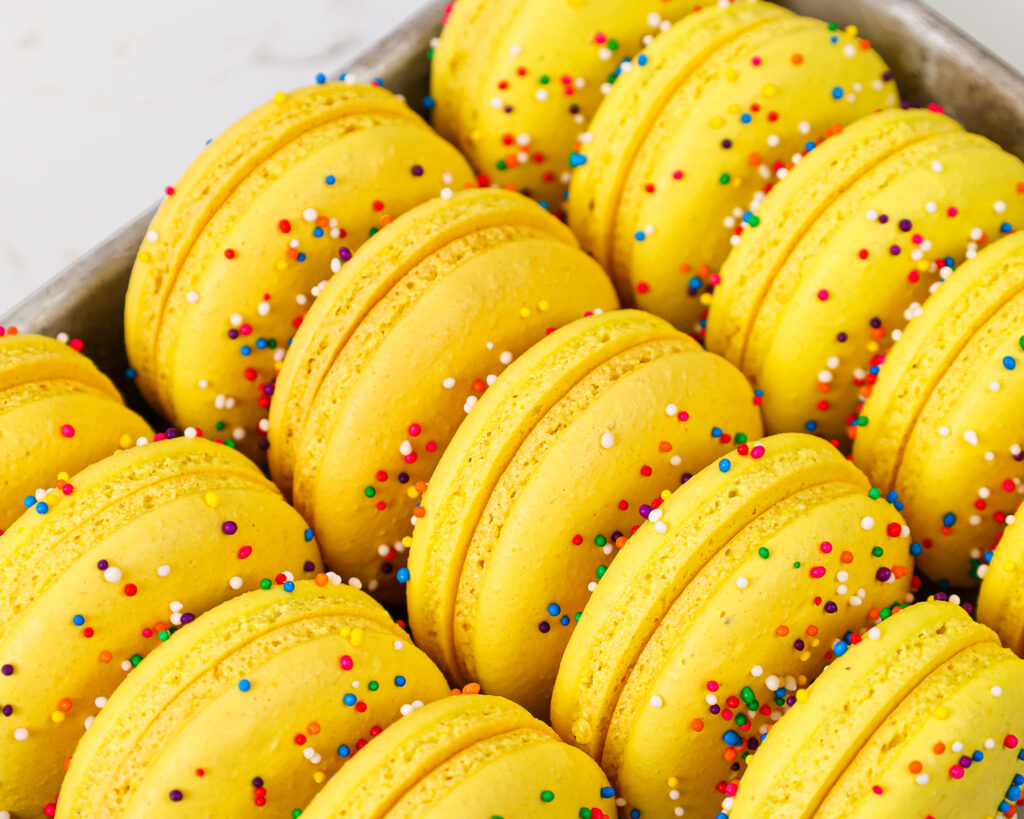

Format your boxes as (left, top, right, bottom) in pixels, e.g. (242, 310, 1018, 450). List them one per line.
(305, 528, 315, 542)
(36, 502, 48, 515)
(723, 730, 743, 746)
(832, 86, 844, 99)
(72, 615, 85, 626)
(240, 345, 252, 356)
(125, 367, 137, 380)
(313, 227, 324, 238)
(711, 427, 723, 437)
(634, 230, 646, 241)
(688, 276, 703, 290)
(255, 339, 267, 350)
(315, 72, 326, 84)
(972, 750, 983, 761)
(238, 679, 251, 692)
(560, 615, 570, 626)
(805, 141, 817, 152)
(283, 581, 295, 592)
(547, 603, 561, 616)
(637, 54, 648, 67)
(894, 501, 904, 512)
(337, 744, 351, 757)
(1000, 801, 1011, 814)
(297, 253, 306, 262)
(1001, 222, 1013, 233)
(805, 420, 818, 432)
(1014, 774, 1024, 786)
(343, 693, 357, 706)
(719, 459, 731, 473)
(630, 810, 641, 819)
(23, 496, 35, 509)
(569, 152, 588, 168)
(396, 567, 410, 584)
(600, 787, 615, 799)
(886, 490, 899, 503)
(324, 174, 335, 185)
(833, 640, 848, 657)
(943, 512, 956, 527)
(1004, 356, 1017, 371)
(740, 113, 752, 124)
(422, 96, 436, 109)
(394, 675, 406, 687)
(910, 542, 923, 557)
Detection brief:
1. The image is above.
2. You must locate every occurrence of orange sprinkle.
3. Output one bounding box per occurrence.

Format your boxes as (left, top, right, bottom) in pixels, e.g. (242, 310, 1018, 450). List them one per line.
(933, 742, 946, 755)
(462, 683, 482, 695)
(776, 625, 790, 637)
(658, 441, 673, 452)
(99, 651, 112, 663)
(308, 722, 321, 735)
(315, 573, 329, 587)
(909, 761, 923, 774)
(791, 53, 804, 64)
(58, 698, 73, 712)
(841, 551, 854, 564)
(691, 719, 704, 732)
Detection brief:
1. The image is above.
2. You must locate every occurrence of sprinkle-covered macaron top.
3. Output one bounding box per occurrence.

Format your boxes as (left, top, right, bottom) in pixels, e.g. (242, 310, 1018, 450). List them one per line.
(408, 309, 763, 717)
(56, 580, 449, 818)
(568, 0, 898, 334)
(431, 0, 699, 212)
(0, 332, 152, 532)
(852, 228, 1024, 586)
(0, 437, 321, 818)
(301, 693, 618, 819)
(978, 501, 1024, 656)
(125, 81, 476, 465)
(268, 188, 619, 599)
(707, 108, 1024, 444)
(552, 433, 914, 818)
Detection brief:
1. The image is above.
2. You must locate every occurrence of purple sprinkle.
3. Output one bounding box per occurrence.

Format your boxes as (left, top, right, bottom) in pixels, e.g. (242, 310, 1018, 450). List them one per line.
(883, 70, 894, 82)
(709, 704, 721, 715)
(303, 561, 315, 572)
(258, 439, 270, 451)
(794, 639, 805, 650)
(538, 621, 550, 633)
(837, 332, 848, 342)
(228, 328, 239, 340)
(889, 245, 902, 256)
(960, 755, 972, 767)
(252, 777, 264, 788)
(638, 504, 652, 519)
(2, 704, 12, 716)
(1, 665, 12, 676)
(898, 219, 912, 231)
(164, 428, 178, 439)
(169, 790, 183, 802)
(380, 562, 393, 574)
(824, 602, 838, 614)
(222, 521, 238, 535)
(411, 164, 424, 176)
(876, 567, 893, 582)
(97, 560, 109, 570)
(338, 247, 352, 261)
(181, 613, 195, 625)
(878, 214, 889, 224)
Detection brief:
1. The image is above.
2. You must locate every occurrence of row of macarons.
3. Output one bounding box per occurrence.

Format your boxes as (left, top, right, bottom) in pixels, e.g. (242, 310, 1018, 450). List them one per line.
(0, 409, 1021, 816)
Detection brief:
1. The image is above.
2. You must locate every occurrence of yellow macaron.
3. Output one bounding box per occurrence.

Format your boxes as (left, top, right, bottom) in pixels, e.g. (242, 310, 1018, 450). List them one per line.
(979, 500, 1024, 656)
(853, 229, 1024, 585)
(567, 0, 898, 334)
(301, 693, 617, 819)
(0, 332, 152, 532)
(707, 107, 1024, 442)
(0, 436, 322, 818)
(56, 580, 449, 818)
(431, 0, 697, 212)
(268, 188, 619, 599)
(551, 432, 914, 818)
(407, 309, 763, 717)
(731, 601, 1024, 818)
(124, 82, 475, 464)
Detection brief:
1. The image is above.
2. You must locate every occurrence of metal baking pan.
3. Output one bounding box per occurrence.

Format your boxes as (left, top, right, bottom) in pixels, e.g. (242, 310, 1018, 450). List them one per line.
(4, 0, 1023, 417)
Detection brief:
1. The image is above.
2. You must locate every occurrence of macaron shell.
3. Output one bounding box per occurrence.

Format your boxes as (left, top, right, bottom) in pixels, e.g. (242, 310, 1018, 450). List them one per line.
(730, 601, 998, 818)
(569, 3, 897, 333)
(814, 641, 1024, 818)
(300, 695, 555, 818)
(125, 83, 474, 463)
(57, 583, 450, 817)
(602, 482, 911, 817)
(552, 434, 864, 759)
(0, 439, 321, 817)
(707, 108, 961, 364)
(0, 335, 152, 530)
(387, 731, 616, 819)
(431, 0, 697, 211)
(281, 194, 618, 596)
(457, 344, 762, 716)
(408, 310, 690, 685)
(979, 502, 1024, 656)
(269, 188, 582, 495)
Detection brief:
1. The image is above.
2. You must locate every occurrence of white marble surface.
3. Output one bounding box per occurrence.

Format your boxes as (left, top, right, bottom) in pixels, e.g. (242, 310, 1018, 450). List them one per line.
(1, 0, 1022, 314)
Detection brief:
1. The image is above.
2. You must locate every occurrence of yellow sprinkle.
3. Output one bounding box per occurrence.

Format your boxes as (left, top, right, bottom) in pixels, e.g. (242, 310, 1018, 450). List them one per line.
(401, 536, 413, 549)
(724, 68, 739, 82)
(204, 492, 220, 508)
(138, 251, 152, 263)
(51, 711, 65, 723)
(810, 637, 820, 648)
(795, 688, 809, 703)
(799, 650, 812, 662)
(916, 260, 930, 272)
(867, 341, 879, 353)
(660, 489, 672, 500)
(273, 91, 287, 104)
(727, 103, 741, 115)
(667, 776, 679, 788)
(537, 299, 549, 312)
(119, 434, 132, 449)
(407, 487, 420, 499)
(709, 116, 725, 129)
(730, 176, 743, 188)
(470, 128, 483, 142)
(519, 307, 531, 318)
(699, 293, 714, 307)
(933, 705, 949, 719)
(58, 471, 69, 481)
(313, 771, 326, 784)
(845, 24, 859, 37)
(350, 627, 364, 647)
(762, 84, 778, 98)
(276, 260, 288, 271)
(340, 626, 351, 638)
(1004, 561, 1018, 573)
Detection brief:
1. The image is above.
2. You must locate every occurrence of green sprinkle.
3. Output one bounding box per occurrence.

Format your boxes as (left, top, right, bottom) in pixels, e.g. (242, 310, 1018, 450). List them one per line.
(828, 21, 838, 30)
(747, 215, 761, 227)
(541, 790, 555, 803)
(364, 486, 376, 498)
(793, 561, 801, 569)
(260, 578, 272, 590)
(496, 159, 508, 170)
(608, 40, 618, 50)
(292, 810, 303, 818)
(736, 432, 748, 444)
(539, 75, 550, 84)
(595, 535, 607, 547)
(758, 547, 770, 559)
(130, 654, 143, 667)
(158, 630, 170, 642)
(868, 487, 881, 499)
(215, 421, 225, 431)
(368, 680, 379, 691)
(580, 810, 593, 819)
(719, 173, 731, 185)
(871, 546, 884, 557)
(856, 416, 868, 427)
(575, 611, 582, 622)
(596, 565, 607, 579)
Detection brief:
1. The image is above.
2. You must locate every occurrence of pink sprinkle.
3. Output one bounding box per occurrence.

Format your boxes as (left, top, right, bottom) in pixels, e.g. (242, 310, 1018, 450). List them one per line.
(810, 566, 826, 579)
(594, 32, 606, 44)
(949, 765, 965, 779)
(408, 424, 421, 437)
(339, 655, 354, 671)
(820, 541, 833, 553)
(237, 545, 253, 560)
(678, 411, 690, 422)
(707, 681, 719, 692)
(947, 207, 958, 217)
(426, 441, 437, 453)
(751, 56, 762, 66)
(750, 444, 765, 459)
(61, 424, 75, 438)
(817, 290, 830, 301)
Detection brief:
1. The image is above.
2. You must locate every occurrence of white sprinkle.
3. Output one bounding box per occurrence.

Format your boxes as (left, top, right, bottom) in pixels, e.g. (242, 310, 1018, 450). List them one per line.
(930, 160, 944, 173)
(765, 675, 780, 691)
(649, 695, 664, 708)
(665, 403, 678, 416)
(938, 425, 950, 437)
(866, 209, 879, 221)
(229, 576, 244, 590)
(994, 200, 1008, 213)
(198, 379, 209, 389)
(798, 120, 812, 135)
(257, 301, 270, 316)
(750, 665, 763, 677)
(146, 230, 159, 242)
(399, 440, 413, 456)
(925, 201, 938, 214)
(867, 627, 881, 640)
(736, 576, 750, 589)
(963, 429, 979, 446)
(916, 773, 930, 785)
(185, 291, 199, 304)
(302, 208, 318, 222)
(440, 187, 454, 200)
(95, 696, 107, 708)
(14, 728, 29, 741)
(654, 521, 668, 534)
(230, 313, 243, 327)
(393, 640, 404, 651)
(103, 567, 122, 583)
(817, 370, 833, 384)
(499, 350, 513, 365)
(442, 377, 456, 389)
(648, 509, 663, 523)
(156, 565, 171, 577)
(991, 685, 1003, 697)
(989, 381, 1001, 392)
(600, 432, 615, 449)
(170, 601, 183, 613)
(860, 516, 875, 531)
